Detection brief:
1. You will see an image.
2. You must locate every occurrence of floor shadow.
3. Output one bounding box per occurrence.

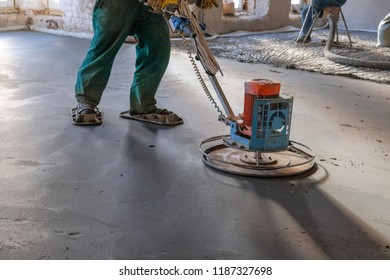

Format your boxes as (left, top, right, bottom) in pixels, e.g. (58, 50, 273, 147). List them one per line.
(214, 164, 390, 259)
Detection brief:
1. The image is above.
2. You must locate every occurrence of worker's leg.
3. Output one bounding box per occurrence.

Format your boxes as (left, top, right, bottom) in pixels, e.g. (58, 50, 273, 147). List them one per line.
(129, 7, 171, 113)
(296, 4, 314, 41)
(75, 0, 141, 106)
(297, 0, 345, 42)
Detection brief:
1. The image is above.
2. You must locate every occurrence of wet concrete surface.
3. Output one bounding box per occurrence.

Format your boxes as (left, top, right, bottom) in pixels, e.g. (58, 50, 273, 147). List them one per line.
(0, 31, 389, 259)
(172, 29, 390, 84)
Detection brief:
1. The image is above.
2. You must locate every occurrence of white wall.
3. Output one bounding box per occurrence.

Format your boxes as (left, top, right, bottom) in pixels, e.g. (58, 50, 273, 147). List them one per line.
(2, 0, 390, 35)
(61, 0, 93, 35)
(16, 0, 46, 10)
(342, 0, 390, 31)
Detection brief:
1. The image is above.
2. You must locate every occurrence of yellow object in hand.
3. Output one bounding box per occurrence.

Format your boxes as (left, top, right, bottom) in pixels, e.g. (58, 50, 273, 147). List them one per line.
(142, 0, 179, 12)
(161, 0, 180, 8)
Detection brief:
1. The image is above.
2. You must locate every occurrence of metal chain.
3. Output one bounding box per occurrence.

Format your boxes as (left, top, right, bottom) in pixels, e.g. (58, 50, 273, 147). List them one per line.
(181, 36, 225, 118)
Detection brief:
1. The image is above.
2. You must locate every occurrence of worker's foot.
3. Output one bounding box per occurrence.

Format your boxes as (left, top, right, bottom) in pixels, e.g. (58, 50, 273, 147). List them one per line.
(296, 34, 311, 44)
(119, 108, 183, 126)
(71, 102, 103, 126)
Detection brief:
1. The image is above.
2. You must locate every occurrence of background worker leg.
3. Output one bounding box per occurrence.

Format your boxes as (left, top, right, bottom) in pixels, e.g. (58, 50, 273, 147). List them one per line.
(298, 4, 314, 37)
(75, 0, 141, 106)
(129, 9, 171, 114)
(298, 0, 347, 38)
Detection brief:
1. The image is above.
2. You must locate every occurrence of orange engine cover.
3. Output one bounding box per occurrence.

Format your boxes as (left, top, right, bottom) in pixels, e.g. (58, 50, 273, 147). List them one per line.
(243, 79, 281, 127)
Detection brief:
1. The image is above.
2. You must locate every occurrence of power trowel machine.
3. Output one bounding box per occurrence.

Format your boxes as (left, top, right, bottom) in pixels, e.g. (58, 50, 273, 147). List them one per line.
(147, 0, 315, 177)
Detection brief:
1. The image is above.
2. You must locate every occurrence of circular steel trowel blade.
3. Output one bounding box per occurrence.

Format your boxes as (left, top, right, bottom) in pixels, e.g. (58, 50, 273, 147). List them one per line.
(199, 136, 315, 177)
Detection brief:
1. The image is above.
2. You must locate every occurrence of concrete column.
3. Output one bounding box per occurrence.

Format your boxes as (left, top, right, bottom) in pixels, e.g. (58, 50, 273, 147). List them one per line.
(202, 0, 295, 34)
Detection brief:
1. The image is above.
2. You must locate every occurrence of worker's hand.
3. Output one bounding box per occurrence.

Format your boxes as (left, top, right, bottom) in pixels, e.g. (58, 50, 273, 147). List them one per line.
(163, 3, 179, 14)
(188, 0, 219, 9)
(140, 0, 180, 13)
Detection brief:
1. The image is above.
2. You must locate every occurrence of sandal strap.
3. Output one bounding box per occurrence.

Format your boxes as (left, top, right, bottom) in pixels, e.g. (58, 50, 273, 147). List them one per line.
(129, 108, 171, 116)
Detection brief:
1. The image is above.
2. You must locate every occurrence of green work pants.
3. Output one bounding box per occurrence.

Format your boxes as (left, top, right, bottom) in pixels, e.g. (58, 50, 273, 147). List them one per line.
(75, 0, 171, 113)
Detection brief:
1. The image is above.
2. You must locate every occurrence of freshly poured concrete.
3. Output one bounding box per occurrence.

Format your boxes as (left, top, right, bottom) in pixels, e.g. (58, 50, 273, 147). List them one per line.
(0, 31, 389, 259)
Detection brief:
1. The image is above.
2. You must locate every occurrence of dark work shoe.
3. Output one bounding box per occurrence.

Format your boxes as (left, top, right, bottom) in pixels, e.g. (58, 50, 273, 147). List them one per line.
(296, 34, 311, 44)
(71, 102, 102, 126)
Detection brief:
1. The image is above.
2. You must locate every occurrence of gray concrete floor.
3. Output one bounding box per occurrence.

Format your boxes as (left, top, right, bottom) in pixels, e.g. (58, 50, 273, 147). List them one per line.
(0, 31, 389, 260)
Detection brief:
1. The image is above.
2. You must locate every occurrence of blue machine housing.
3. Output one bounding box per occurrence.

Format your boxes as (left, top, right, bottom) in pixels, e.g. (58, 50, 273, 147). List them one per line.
(229, 96, 293, 152)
